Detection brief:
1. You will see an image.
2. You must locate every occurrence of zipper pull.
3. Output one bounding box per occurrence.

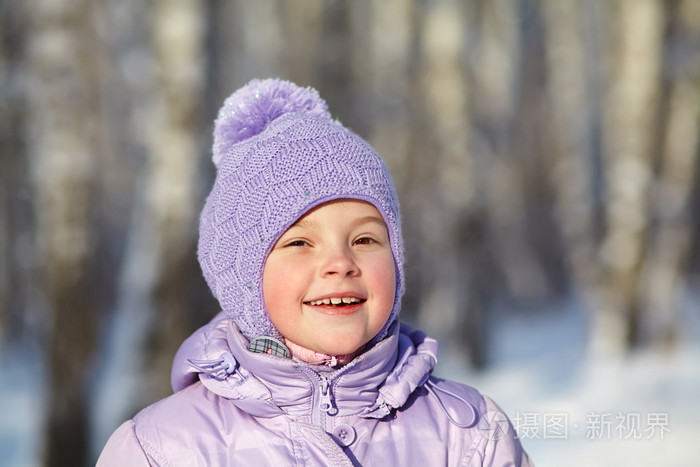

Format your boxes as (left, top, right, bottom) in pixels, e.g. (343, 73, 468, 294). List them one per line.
(319, 377, 338, 415)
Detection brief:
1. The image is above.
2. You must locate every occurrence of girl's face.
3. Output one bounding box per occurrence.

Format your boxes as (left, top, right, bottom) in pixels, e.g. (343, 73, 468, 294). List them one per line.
(262, 199, 396, 356)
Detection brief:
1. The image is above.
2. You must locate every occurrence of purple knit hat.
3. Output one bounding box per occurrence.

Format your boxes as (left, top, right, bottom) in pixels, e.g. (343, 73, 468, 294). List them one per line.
(198, 78, 404, 344)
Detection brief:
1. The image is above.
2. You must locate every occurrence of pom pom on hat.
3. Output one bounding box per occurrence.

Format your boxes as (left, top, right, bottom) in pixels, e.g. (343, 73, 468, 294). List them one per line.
(213, 78, 331, 167)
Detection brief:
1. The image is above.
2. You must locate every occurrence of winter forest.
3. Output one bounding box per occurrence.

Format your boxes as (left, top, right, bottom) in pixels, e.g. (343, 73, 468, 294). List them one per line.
(1, 0, 699, 466)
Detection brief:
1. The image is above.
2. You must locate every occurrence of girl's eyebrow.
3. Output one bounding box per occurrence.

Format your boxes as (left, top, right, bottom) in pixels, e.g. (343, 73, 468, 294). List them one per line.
(289, 215, 387, 230)
(352, 215, 387, 230)
(288, 218, 315, 230)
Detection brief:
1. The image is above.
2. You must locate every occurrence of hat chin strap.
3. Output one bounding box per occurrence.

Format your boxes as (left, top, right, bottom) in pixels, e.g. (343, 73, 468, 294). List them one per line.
(284, 338, 360, 367)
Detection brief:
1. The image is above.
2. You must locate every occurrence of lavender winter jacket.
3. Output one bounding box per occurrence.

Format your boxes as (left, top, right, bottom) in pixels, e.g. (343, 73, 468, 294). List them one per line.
(98, 313, 532, 466)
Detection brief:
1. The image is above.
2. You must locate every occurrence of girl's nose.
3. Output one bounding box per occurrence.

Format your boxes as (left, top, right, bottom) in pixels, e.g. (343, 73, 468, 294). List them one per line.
(320, 246, 359, 278)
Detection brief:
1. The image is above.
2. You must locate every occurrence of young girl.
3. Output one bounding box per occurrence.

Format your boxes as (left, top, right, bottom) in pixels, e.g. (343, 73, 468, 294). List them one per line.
(98, 79, 532, 466)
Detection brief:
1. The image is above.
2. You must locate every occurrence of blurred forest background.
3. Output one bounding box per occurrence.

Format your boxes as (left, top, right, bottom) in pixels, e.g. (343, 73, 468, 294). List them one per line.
(1, 0, 700, 466)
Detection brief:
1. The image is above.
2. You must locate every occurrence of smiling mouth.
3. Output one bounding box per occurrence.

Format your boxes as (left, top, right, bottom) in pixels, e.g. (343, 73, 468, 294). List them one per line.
(305, 297, 366, 307)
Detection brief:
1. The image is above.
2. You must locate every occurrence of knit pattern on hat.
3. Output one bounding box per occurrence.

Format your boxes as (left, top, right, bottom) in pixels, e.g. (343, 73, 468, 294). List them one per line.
(198, 78, 404, 343)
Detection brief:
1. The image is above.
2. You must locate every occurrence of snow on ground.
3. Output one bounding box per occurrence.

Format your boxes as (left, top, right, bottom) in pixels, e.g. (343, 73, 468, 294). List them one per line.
(1, 295, 699, 466)
(436, 297, 700, 467)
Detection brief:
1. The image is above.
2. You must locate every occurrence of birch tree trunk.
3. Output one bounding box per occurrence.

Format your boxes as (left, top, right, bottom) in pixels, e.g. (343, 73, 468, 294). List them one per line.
(410, 0, 489, 364)
(469, 0, 554, 306)
(91, 0, 205, 454)
(598, 0, 664, 354)
(637, 0, 700, 347)
(540, 0, 600, 310)
(280, 0, 324, 85)
(0, 5, 15, 344)
(224, 0, 286, 88)
(316, 1, 354, 112)
(25, 0, 101, 464)
(358, 0, 415, 182)
(358, 0, 420, 318)
(1, 2, 43, 349)
(89, 0, 156, 453)
(144, 0, 205, 399)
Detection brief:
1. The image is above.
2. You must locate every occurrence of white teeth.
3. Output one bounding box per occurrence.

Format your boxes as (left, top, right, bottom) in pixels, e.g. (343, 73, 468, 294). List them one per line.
(308, 297, 362, 306)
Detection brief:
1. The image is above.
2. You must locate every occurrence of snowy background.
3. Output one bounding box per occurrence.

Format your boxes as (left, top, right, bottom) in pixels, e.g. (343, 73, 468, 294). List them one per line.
(441, 294, 700, 466)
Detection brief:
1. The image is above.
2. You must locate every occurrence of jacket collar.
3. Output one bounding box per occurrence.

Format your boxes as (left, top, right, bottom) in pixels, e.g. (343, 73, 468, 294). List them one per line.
(170, 313, 439, 420)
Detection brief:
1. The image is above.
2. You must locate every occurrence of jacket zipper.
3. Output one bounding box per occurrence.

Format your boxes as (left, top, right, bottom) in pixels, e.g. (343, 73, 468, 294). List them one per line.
(307, 371, 337, 431)
(319, 376, 334, 414)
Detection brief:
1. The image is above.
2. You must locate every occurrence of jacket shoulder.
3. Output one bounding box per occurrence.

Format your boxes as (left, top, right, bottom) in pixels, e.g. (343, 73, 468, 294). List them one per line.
(97, 419, 153, 466)
(130, 382, 239, 465)
(98, 386, 220, 467)
(130, 382, 297, 465)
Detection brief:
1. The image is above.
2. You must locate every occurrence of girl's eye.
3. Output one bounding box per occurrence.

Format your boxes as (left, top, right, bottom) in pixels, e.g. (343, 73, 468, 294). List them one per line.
(354, 237, 376, 245)
(285, 240, 309, 247)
